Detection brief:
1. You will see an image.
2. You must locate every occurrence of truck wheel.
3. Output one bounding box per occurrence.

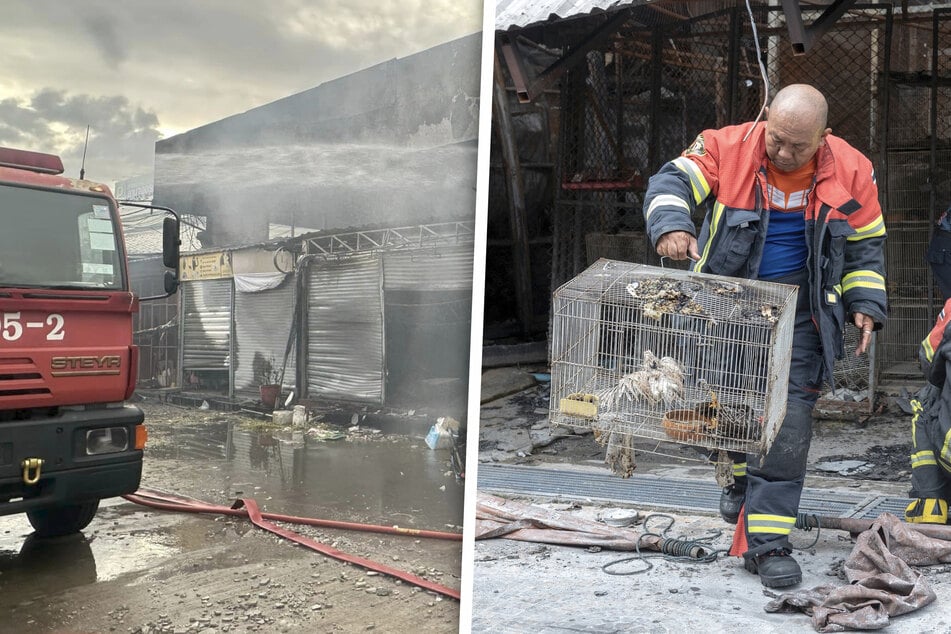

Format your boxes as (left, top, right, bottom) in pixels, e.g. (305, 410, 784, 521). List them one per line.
(26, 500, 100, 537)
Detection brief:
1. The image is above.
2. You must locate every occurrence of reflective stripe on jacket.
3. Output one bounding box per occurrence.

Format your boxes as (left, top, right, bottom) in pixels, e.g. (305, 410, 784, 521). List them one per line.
(643, 121, 887, 383)
(920, 297, 951, 384)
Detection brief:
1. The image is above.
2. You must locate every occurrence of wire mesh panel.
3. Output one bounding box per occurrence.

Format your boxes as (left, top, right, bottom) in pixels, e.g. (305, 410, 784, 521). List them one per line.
(550, 259, 798, 465)
(878, 9, 951, 376)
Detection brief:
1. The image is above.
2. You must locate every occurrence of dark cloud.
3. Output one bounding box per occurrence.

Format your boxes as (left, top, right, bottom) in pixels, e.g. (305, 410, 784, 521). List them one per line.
(80, 13, 128, 68)
(0, 0, 482, 186)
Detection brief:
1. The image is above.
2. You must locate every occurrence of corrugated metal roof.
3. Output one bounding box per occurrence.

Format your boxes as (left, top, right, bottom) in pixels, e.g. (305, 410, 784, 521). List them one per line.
(494, 0, 780, 31)
(495, 0, 645, 30)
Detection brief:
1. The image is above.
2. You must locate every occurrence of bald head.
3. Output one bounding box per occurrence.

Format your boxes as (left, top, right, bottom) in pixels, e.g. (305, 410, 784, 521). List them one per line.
(764, 84, 831, 172)
(770, 84, 828, 131)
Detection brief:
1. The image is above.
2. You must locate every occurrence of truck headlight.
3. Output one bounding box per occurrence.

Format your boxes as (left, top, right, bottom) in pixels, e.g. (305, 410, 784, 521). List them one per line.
(85, 427, 129, 455)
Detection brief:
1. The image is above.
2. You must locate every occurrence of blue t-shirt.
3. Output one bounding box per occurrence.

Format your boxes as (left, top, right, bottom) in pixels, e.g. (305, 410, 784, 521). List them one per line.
(758, 159, 814, 279)
(759, 210, 807, 278)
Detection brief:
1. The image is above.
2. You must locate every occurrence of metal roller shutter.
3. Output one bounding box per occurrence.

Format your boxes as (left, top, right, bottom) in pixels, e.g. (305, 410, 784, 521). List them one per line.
(383, 244, 473, 291)
(180, 279, 233, 371)
(305, 255, 384, 404)
(233, 274, 297, 391)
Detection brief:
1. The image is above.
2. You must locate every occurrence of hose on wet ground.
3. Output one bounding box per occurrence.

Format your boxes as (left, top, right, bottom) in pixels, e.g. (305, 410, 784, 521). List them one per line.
(123, 488, 461, 600)
(601, 513, 729, 575)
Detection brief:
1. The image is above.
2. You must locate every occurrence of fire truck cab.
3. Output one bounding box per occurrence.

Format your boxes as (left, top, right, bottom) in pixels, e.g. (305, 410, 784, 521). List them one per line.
(0, 146, 179, 536)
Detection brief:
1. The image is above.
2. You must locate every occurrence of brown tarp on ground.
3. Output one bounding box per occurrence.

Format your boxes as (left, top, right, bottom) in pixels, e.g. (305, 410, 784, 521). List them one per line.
(766, 513, 951, 632)
(475, 492, 710, 556)
(476, 492, 645, 550)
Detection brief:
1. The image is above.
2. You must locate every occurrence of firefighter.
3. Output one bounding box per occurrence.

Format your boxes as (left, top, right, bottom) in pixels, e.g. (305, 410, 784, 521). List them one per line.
(906, 297, 951, 524)
(642, 84, 888, 588)
(927, 204, 951, 302)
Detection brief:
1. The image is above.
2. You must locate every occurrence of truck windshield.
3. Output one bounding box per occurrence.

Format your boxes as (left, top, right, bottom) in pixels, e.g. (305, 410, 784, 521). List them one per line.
(0, 184, 125, 290)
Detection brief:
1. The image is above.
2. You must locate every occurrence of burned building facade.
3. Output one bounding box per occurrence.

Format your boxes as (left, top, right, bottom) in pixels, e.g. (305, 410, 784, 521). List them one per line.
(143, 33, 481, 418)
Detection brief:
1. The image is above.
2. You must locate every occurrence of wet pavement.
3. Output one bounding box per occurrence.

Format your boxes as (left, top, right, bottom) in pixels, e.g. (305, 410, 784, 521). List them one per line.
(0, 400, 464, 633)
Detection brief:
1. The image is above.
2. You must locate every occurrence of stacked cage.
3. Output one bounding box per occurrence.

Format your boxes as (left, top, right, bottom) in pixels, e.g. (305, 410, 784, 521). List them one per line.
(550, 259, 798, 466)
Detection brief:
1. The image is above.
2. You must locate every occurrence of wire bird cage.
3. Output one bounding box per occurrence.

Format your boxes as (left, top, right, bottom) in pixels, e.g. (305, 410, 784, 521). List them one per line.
(550, 259, 798, 464)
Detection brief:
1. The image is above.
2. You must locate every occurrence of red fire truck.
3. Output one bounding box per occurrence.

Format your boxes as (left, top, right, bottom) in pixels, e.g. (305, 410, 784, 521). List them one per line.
(0, 146, 179, 536)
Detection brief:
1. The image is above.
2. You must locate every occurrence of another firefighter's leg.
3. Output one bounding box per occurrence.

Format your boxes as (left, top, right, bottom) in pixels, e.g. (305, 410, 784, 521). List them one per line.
(719, 451, 747, 524)
(907, 397, 951, 523)
(720, 314, 766, 524)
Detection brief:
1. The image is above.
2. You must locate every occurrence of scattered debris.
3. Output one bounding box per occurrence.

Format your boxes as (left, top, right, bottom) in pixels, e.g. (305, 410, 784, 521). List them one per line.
(813, 460, 873, 476)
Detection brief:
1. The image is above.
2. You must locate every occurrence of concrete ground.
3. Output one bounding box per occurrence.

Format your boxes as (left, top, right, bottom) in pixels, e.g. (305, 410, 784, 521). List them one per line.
(470, 504, 951, 633)
(471, 367, 951, 633)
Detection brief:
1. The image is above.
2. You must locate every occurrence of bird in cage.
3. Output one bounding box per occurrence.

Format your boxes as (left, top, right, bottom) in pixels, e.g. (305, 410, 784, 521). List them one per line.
(693, 379, 761, 442)
(592, 350, 684, 478)
(599, 427, 636, 478)
(596, 349, 685, 411)
(736, 302, 782, 325)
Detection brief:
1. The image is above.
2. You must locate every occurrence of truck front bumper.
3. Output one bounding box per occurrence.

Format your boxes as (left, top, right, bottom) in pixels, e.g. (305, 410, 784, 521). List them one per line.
(0, 405, 144, 515)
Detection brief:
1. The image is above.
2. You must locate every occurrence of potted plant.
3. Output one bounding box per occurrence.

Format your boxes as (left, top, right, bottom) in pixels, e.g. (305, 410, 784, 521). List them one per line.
(257, 355, 282, 409)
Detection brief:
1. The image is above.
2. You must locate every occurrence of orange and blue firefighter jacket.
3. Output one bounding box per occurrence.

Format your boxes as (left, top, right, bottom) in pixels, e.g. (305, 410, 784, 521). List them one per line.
(643, 121, 887, 383)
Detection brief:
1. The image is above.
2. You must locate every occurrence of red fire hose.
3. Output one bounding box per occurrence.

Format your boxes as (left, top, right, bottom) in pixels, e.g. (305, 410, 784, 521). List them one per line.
(124, 488, 461, 600)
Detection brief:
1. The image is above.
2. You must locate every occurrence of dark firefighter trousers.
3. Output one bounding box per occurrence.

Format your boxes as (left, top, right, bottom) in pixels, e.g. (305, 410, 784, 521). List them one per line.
(731, 267, 824, 558)
(910, 383, 951, 502)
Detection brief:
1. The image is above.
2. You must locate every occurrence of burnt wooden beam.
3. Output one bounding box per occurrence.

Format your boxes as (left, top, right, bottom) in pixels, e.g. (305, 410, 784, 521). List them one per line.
(500, 9, 632, 104)
(493, 52, 535, 336)
(781, 0, 858, 55)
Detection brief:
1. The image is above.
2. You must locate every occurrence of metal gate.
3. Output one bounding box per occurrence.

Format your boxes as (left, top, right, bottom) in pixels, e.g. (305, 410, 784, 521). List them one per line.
(304, 254, 384, 404)
(233, 274, 297, 391)
(179, 278, 233, 394)
(130, 255, 179, 389)
(878, 8, 951, 381)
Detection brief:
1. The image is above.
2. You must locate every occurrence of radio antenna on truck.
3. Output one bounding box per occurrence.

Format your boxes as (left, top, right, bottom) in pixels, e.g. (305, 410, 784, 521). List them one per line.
(80, 125, 90, 180)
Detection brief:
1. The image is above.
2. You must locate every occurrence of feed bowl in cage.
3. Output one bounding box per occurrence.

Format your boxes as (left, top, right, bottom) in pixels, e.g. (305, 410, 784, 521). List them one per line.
(548, 259, 798, 458)
(559, 393, 599, 419)
(662, 409, 714, 443)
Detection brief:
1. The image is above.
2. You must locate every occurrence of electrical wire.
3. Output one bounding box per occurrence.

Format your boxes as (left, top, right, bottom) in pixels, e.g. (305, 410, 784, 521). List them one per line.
(794, 512, 823, 551)
(742, 0, 771, 142)
(600, 513, 729, 575)
(600, 511, 822, 576)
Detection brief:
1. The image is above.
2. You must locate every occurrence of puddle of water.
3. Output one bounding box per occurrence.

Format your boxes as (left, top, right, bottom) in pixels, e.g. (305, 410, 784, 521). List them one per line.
(146, 420, 464, 529)
(144, 419, 231, 461)
(221, 424, 465, 529)
(0, 501, 215, 605)
(0, 531, 100, 603)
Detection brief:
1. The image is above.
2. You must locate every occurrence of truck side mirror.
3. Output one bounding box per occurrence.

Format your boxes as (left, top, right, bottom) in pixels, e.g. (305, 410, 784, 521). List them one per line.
(164, 270, 179, 295)
(163, 217, 180, 269)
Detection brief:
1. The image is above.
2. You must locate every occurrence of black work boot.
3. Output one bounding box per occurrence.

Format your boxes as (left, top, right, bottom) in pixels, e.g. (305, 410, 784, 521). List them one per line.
(744, 549, 802, 588)
(719, 485, 745, 524)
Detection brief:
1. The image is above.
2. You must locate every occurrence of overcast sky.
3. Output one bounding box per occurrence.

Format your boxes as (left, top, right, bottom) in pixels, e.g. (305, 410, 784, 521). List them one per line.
(0, 0, 484, 189)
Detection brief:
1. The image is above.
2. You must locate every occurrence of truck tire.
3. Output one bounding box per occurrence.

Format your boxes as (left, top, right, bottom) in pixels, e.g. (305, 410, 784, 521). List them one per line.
(26, 500, 100, 537)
